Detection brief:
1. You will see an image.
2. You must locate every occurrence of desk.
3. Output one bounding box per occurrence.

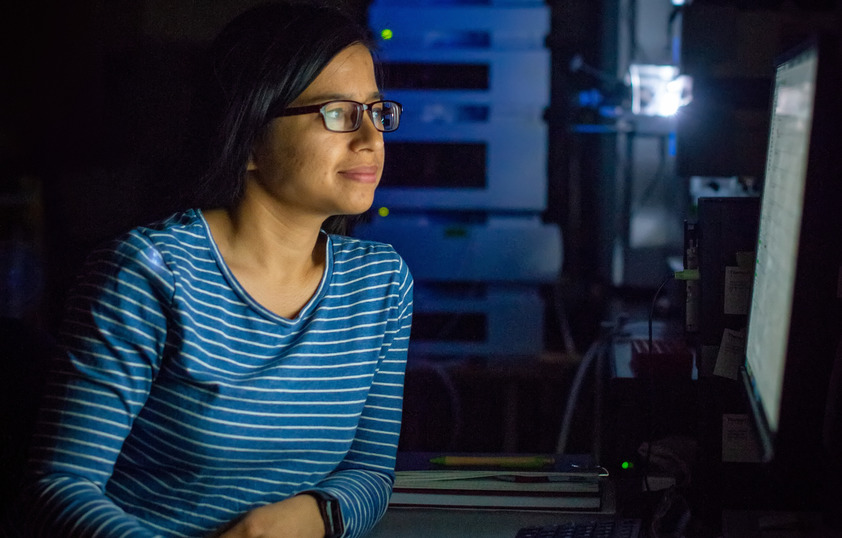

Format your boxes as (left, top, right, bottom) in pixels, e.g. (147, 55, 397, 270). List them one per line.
(721, 510, 842, 538)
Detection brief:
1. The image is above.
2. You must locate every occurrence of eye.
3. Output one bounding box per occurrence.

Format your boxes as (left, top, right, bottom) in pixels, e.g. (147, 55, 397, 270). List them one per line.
(322, 104, 347, 120)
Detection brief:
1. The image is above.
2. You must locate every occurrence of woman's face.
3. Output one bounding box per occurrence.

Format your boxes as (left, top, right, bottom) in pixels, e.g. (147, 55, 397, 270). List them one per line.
(246, 43, 384, 223)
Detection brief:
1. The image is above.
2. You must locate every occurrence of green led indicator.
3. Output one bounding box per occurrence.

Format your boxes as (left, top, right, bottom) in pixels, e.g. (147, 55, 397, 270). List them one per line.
(621, 461, 634, 470)
(381, 28, 393, 40)
(378, 207, 390, 218)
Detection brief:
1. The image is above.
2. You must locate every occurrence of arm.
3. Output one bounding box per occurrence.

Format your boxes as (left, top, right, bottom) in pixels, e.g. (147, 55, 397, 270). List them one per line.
(19, 233, 174, 537)
(315, 261, 414, 537)
(215, 495, 324, 538)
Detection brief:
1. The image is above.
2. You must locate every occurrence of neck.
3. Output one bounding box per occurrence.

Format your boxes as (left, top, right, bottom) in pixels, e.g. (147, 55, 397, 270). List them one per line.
(205, 198, 326, 284)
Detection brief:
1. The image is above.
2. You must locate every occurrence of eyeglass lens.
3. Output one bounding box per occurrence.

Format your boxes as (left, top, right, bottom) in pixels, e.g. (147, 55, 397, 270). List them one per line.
(322, 101, 400, 133)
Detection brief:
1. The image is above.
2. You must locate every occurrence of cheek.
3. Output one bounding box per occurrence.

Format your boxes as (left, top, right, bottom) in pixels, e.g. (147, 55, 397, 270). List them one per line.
(278, 147, 309, 177)
(265, 134, 317, 180)
(285, 141, 331, 180)
(280, 126, 327, 157)
(257, 124, 347, 187)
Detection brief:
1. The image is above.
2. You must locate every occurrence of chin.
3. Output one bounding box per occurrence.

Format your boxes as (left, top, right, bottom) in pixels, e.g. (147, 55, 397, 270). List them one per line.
(342, 197, 376, 216)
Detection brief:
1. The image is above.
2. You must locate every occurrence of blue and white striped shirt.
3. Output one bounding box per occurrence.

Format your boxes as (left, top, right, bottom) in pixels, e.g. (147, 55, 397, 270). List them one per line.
(21, 209, 413, 537)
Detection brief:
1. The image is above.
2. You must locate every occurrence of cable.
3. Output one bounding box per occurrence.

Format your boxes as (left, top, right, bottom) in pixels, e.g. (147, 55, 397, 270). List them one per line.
(555, 270, 696, 459)
(554, 338, 604, 455)
(641, 274, 675, 492)
(555, 319, 624, 455)
(552, 281, 579, 357)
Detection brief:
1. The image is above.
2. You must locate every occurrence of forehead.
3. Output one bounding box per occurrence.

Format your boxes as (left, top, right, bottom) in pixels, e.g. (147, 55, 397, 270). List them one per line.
(295, 44, 378, 103)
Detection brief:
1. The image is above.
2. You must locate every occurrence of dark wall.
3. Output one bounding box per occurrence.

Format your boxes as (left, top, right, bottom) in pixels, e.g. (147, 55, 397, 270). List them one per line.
(677, 0, 840, 179)
(1, 0, 606, 339)
(1, 1, 371, 329)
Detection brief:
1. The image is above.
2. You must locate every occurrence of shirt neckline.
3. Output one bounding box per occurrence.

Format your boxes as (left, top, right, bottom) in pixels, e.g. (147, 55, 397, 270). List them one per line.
(195, 208, 332, 324)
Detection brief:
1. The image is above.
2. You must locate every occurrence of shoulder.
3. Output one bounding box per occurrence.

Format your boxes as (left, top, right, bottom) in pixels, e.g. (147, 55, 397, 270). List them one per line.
(131, 209, 207, 247)
(80, 210, 207, 287)
(326, 235, 414, 315)
(329, 234, 411, 274)
(97, 209, 206, 260)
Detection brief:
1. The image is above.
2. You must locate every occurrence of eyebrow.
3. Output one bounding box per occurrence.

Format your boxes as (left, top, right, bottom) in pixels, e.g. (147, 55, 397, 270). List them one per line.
(302, 91, 383, 104)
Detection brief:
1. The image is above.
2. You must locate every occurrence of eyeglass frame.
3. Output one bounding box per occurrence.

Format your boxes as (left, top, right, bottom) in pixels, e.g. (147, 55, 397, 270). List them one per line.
(273, 99, 402, 133)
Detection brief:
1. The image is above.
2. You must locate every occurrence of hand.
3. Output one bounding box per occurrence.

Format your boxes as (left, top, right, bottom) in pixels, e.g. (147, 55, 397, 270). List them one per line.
(217, 494, 325, 538)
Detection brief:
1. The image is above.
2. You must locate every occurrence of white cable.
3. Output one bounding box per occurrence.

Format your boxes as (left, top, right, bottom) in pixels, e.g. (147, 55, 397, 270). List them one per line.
(555, 318, 627, 456)
(555, 337, 608, 455)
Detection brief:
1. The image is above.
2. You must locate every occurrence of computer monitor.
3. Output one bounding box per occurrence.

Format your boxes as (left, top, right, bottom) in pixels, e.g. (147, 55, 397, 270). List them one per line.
(740, 34, 842, 507)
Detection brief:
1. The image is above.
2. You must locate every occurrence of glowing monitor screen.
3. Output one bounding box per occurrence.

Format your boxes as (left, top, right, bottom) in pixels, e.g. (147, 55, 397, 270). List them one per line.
(744, 45, 817, 438)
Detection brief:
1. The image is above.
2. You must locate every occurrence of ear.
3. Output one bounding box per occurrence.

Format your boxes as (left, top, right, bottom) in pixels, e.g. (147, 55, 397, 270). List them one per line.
(247, 130, 266, 172)
(246, 153, 258, 172)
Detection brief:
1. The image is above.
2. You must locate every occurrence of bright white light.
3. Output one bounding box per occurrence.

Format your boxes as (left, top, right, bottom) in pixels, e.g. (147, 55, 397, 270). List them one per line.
(657, 92, 682, 116)
(629, 65, 692, 117)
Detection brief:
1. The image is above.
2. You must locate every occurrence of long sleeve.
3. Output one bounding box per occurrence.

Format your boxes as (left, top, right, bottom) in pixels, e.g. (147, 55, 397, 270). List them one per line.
(314, 260, 413, 537)
(20, 233, 175, 537)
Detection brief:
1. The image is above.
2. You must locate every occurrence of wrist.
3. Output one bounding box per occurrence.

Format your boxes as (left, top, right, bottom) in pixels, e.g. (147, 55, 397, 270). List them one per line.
(300, 490, 343, 538)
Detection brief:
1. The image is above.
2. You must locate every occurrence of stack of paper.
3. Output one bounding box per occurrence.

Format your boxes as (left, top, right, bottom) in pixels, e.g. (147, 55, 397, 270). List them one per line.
(390, 469, 604, 511)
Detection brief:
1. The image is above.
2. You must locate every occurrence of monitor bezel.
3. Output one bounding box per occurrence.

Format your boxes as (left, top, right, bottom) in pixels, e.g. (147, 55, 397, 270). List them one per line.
(742, 33, 842, 478)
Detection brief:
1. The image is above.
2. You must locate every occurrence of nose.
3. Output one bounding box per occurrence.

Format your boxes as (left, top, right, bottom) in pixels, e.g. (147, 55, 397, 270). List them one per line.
(350, 110, 384, 150)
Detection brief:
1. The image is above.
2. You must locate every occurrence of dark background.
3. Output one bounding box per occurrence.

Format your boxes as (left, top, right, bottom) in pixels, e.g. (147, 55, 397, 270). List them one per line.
(2, 1, 842, 532)
(3, 0, 838, 331)
(1, 0, 840, 457)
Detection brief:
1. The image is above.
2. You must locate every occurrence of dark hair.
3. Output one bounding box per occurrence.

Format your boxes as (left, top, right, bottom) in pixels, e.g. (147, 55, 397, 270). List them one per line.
(179, 1, 374, 233)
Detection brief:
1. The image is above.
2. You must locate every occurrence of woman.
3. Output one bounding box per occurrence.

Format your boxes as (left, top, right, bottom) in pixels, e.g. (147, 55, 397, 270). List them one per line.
(18, 2, 413, 537)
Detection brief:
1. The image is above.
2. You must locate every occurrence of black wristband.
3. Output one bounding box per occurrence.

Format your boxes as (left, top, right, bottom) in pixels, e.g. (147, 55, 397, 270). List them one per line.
(302, 490, 344, 538)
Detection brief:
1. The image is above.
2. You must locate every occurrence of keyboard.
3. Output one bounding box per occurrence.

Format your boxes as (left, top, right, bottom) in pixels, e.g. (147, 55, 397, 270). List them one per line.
(515, 518, 641, 538)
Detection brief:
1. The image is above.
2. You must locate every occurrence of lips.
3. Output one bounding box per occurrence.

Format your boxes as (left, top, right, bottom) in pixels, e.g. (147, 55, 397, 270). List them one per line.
(338, 165, 379, 183)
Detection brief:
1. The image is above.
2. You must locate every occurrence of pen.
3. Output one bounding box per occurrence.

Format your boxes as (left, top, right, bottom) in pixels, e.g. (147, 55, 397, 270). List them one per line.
(429, 456, 555, 468)
(493, 474, 593, 483)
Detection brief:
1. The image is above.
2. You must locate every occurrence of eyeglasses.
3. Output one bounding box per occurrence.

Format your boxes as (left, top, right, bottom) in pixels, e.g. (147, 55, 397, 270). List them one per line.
(275, 99, 402, 133)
